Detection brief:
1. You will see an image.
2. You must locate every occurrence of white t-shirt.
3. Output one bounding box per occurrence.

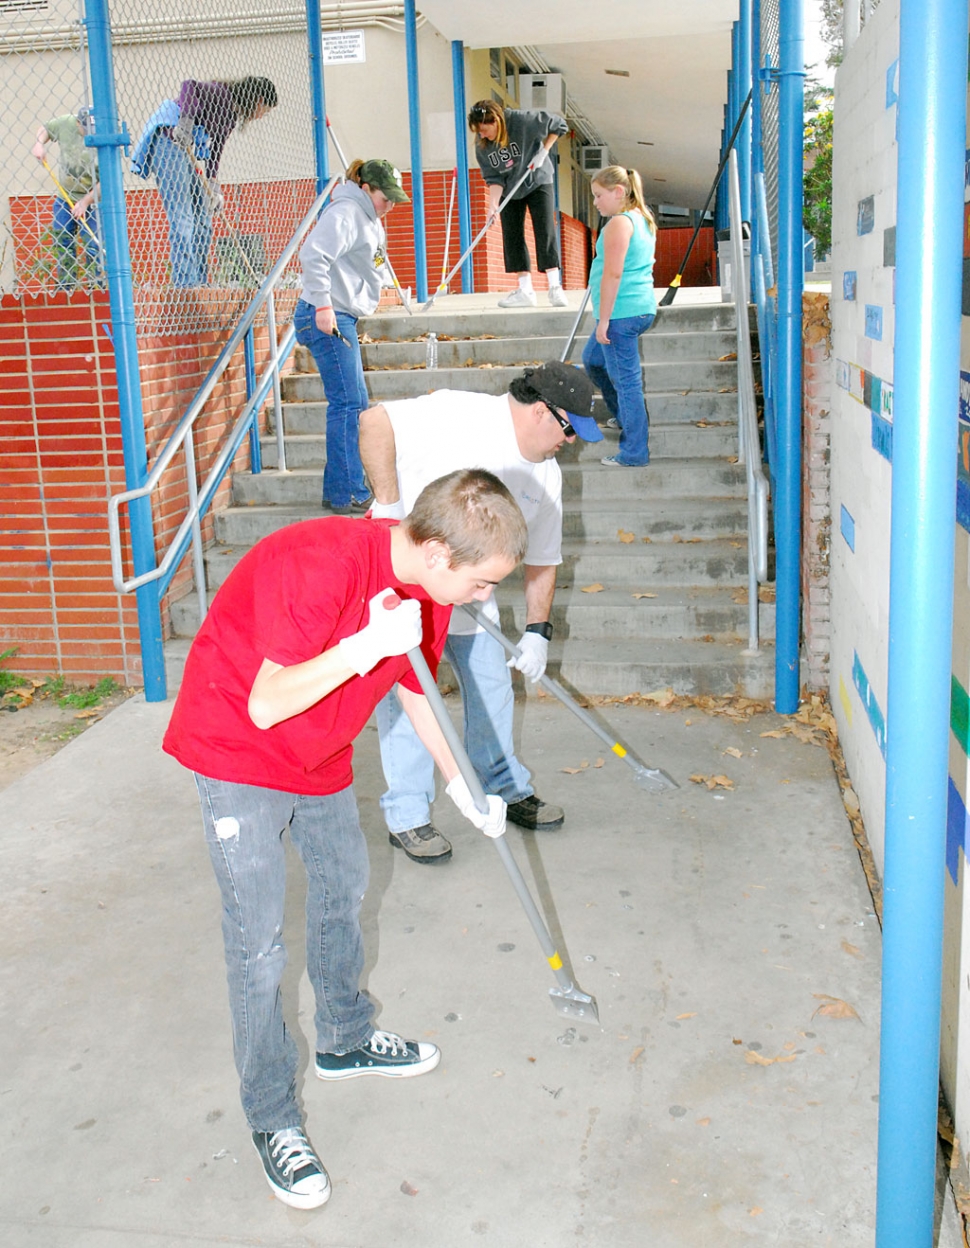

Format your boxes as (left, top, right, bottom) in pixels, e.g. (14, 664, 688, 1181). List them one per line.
(384, 389, 563, 636)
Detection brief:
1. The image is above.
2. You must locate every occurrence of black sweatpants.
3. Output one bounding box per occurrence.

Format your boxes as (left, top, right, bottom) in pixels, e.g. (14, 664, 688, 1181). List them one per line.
(500, 181, 560, 273)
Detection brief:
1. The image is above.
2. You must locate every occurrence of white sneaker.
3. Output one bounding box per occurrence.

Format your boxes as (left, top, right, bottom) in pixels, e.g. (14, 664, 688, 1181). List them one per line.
(498, 288, 537, 308)
(548, 286, 568, 307)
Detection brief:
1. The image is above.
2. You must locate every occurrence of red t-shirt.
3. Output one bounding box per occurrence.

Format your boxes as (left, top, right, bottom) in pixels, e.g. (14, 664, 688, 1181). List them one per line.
(162, 517, 451, 795)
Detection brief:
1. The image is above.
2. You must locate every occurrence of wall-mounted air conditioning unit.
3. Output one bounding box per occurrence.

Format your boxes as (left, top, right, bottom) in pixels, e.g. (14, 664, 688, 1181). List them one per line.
(581, 145, 610, 174)
(518, 73, 567, 116)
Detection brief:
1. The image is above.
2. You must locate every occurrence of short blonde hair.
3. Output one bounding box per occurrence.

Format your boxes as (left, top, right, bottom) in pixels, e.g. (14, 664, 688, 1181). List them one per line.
(404, 468, 527, 567)
(592, 166, 657, 234)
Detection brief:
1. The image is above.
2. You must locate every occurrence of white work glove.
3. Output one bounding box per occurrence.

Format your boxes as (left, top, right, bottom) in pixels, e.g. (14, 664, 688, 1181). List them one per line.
(369, 498, 406, 521)
(532, 144, 550, 169)
(338, 588, 422, 677)
(507, 631, 548, 683)
(446, 775, 507, 838)
(172, 114, 194, 154)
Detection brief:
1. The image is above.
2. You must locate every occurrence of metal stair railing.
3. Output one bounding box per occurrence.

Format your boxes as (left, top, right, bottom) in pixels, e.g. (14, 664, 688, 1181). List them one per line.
(107, 175, 341, 625)
(726, 148, 769, 652)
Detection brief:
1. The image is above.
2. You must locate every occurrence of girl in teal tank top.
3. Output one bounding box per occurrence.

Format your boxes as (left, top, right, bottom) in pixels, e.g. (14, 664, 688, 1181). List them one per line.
(582, 166, 657, 466)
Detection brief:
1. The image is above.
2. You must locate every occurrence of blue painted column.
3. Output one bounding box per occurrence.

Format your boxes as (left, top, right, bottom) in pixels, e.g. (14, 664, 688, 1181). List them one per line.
(84, 0, 165, 700)
(875, 1, 967, 1243)
(404, 0, 428, 302)
(306, 0, 329, 194)
(772, 0, 804, 713)
(738, 0, 753, 224)
(451, 39, 474, 292)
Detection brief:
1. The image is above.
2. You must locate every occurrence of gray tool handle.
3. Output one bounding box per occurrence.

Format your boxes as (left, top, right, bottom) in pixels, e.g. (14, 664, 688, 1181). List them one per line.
(559, 286, 591, 363)
(406, 647, 574, 980)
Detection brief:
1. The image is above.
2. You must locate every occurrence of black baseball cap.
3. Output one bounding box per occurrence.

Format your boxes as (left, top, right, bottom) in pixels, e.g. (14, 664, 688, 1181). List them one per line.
(520, 361, 602, 442)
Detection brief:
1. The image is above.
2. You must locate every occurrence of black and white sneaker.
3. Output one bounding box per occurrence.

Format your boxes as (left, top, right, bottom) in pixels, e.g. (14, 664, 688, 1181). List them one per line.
(315, 1030, 440, 1081)
(252, 1127, 331, 1210)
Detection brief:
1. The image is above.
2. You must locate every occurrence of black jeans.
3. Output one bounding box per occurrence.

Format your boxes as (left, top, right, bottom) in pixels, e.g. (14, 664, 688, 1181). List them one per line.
(500, 181, 560, 273)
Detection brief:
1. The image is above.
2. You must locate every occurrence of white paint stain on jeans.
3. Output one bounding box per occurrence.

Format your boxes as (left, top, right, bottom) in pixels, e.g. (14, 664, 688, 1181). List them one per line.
(214, 816, 240, 841)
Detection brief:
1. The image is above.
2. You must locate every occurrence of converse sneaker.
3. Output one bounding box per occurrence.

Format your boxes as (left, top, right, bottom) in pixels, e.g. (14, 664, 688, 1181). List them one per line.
(601, 454, 648, 467)
(388, 823, 453, 863)
(548, 285, 569, 307)
(497, 288, 537, 308)
(506, 794, 565, 830)
(252, 1127, 331, 1210)
(316, 1030, 440, 1081)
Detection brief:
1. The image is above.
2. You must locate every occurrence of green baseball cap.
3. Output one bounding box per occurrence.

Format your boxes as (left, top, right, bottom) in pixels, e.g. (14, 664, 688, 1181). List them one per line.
(358, 159, 410, 204)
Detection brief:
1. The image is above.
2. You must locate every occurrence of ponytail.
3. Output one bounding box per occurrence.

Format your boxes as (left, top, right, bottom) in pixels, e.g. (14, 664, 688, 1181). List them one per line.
(593, 165, 656, 234)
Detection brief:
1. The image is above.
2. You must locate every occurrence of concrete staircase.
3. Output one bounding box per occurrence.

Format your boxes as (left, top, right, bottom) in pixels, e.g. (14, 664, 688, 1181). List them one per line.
(168, 298, 775, 697)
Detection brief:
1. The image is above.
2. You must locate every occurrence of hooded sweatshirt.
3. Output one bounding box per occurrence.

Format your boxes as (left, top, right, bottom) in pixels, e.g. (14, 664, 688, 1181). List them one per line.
(298, 182, 388, 318)
(475, 108, 569, 201)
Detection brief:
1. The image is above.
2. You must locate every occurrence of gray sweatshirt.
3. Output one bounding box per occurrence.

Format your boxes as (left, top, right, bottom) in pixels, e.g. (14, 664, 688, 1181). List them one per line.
(298, 182, 388, 318)
(475, 108, 569, 200)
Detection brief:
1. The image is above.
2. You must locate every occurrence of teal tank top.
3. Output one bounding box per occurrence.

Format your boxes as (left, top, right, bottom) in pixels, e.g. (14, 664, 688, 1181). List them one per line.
(590, 211, 657, 320)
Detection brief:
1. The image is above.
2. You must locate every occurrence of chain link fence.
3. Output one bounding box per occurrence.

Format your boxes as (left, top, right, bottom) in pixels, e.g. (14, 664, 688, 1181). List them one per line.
(759, 0, 781, 284)
(2, 0, 320, 335)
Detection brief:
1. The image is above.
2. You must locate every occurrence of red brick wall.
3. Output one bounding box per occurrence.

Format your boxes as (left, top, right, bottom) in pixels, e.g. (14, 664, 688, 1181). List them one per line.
(0, 290, 275, 686)
(802, 292, 832, 692)
(653, 226, 716, 288)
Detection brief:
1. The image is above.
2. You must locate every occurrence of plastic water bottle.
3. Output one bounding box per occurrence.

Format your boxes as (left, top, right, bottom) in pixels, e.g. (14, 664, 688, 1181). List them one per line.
(426, 331, 438, 369)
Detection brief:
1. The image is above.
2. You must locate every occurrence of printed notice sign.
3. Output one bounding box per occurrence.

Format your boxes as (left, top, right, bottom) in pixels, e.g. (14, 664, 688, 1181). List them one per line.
(323, 31, 366, 64)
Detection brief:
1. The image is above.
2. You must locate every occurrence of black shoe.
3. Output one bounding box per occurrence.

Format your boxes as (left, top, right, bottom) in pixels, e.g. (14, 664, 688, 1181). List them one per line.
(506, 794, 565, 830)
(322, 499, 352, 515)
(350, 493, 373, 513)
(388, 823, 453, 863)
(251, 1127, 331, 1209)
(316, 1030, 440, 1081)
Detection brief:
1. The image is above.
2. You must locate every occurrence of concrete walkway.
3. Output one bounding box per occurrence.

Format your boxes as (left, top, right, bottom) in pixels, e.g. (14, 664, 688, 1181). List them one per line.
(0, 689, 962, 1246)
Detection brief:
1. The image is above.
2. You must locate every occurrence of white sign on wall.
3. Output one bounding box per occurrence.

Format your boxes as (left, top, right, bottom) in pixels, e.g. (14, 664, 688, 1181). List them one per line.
(322, 31, 366, 64)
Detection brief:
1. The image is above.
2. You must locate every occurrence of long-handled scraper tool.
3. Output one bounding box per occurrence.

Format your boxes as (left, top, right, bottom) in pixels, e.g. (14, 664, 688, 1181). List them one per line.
(461, 604, 679, 795)
(405, 636, 599, 1025)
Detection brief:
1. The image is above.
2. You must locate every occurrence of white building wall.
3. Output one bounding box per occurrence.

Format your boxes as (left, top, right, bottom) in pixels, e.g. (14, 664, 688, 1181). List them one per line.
(829, 0, 899, 878)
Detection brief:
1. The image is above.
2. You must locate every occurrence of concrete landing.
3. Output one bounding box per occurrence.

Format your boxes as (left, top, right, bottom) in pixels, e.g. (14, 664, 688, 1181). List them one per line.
(0, 690, 962, 1246)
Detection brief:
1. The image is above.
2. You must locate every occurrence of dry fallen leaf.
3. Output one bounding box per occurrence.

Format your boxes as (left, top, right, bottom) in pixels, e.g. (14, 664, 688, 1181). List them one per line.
(812, 993, 861, 1021)
(723, 747, 743, 759)
(746, 1050, 797, 1066)
(640, 535, 652, 544)
(749, 1207, 764, 1217)
(841, 940, 864, 960)
(561, 762, 591, 774)
(594, 758, 605, 768)
(74, 708, 102, 719)
(706, 774, 734, 791)
(629, 1046, 645, 1065)
(632, 592, 657, 599)
(696, 1117, 711, 1126)
(617, 529, 635, 544)
(675, 1012, 697, 1020)
(581, 583, 605, 594)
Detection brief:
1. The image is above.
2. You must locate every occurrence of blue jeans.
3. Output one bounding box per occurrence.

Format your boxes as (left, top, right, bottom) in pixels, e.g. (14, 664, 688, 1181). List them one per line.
(195, 774, 375, 1131)
(152, 134, 212, 287)
(376, 630, 533, 833)
(582, 313, 655, 465)
(294, 299, 371, 508)
(51, 196, 100, 290)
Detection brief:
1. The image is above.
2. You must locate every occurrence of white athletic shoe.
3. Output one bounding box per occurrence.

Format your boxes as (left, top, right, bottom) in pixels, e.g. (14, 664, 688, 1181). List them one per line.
(498, 288, 537, 308)
(548, 285, 569, 307)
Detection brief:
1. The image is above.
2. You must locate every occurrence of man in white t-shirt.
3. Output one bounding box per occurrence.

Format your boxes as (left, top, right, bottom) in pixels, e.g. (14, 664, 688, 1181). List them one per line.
(359, 361, 601, 863)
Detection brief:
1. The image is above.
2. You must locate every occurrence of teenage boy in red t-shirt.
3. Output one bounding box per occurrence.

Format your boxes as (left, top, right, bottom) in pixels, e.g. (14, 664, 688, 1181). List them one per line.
(163, 469, 527, 1211)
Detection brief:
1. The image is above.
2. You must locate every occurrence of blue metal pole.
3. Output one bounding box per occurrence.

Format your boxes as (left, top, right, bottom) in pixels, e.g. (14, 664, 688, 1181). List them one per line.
(738, 0, 753, 224)
(876, 2, 966, 1243)
(83, 0, 165, 700)
(404, 0, 428, 302)
(451, 39, 474, 293)
(244, 329, 262, 474)
(772, 0, 804, 714)
(306, 0, 328, 194)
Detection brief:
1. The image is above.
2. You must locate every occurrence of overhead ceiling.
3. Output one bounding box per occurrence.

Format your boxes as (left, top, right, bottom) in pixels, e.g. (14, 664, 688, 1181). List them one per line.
(417, 0, 738, 209)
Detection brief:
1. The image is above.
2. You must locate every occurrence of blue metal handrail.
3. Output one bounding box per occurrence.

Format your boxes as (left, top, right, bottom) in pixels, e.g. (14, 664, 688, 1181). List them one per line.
(107, 175, 340, 617)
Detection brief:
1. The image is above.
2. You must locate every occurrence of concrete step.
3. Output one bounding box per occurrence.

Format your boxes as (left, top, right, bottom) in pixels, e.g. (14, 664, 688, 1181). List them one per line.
(229, 458, 746, 508)
(552, 636, 776, 699)
(358, 328, 739, 369)
(359, 301, 740, 341)
(281, 360, 739, 403)
(273, 388, 740, 432)
(257, 421, 738, 469)
(212, 495, 750, 550)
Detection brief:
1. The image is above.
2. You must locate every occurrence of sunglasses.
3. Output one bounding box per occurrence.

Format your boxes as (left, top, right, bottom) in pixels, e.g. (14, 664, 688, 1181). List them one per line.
(470, 107, 493, 124)
(545, 401, 576, 438)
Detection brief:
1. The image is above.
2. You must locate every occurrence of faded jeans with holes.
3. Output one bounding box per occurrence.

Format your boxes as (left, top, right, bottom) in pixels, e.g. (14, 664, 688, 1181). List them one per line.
(195, 774, 374, 1131)
(375, 629, 533, 834)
